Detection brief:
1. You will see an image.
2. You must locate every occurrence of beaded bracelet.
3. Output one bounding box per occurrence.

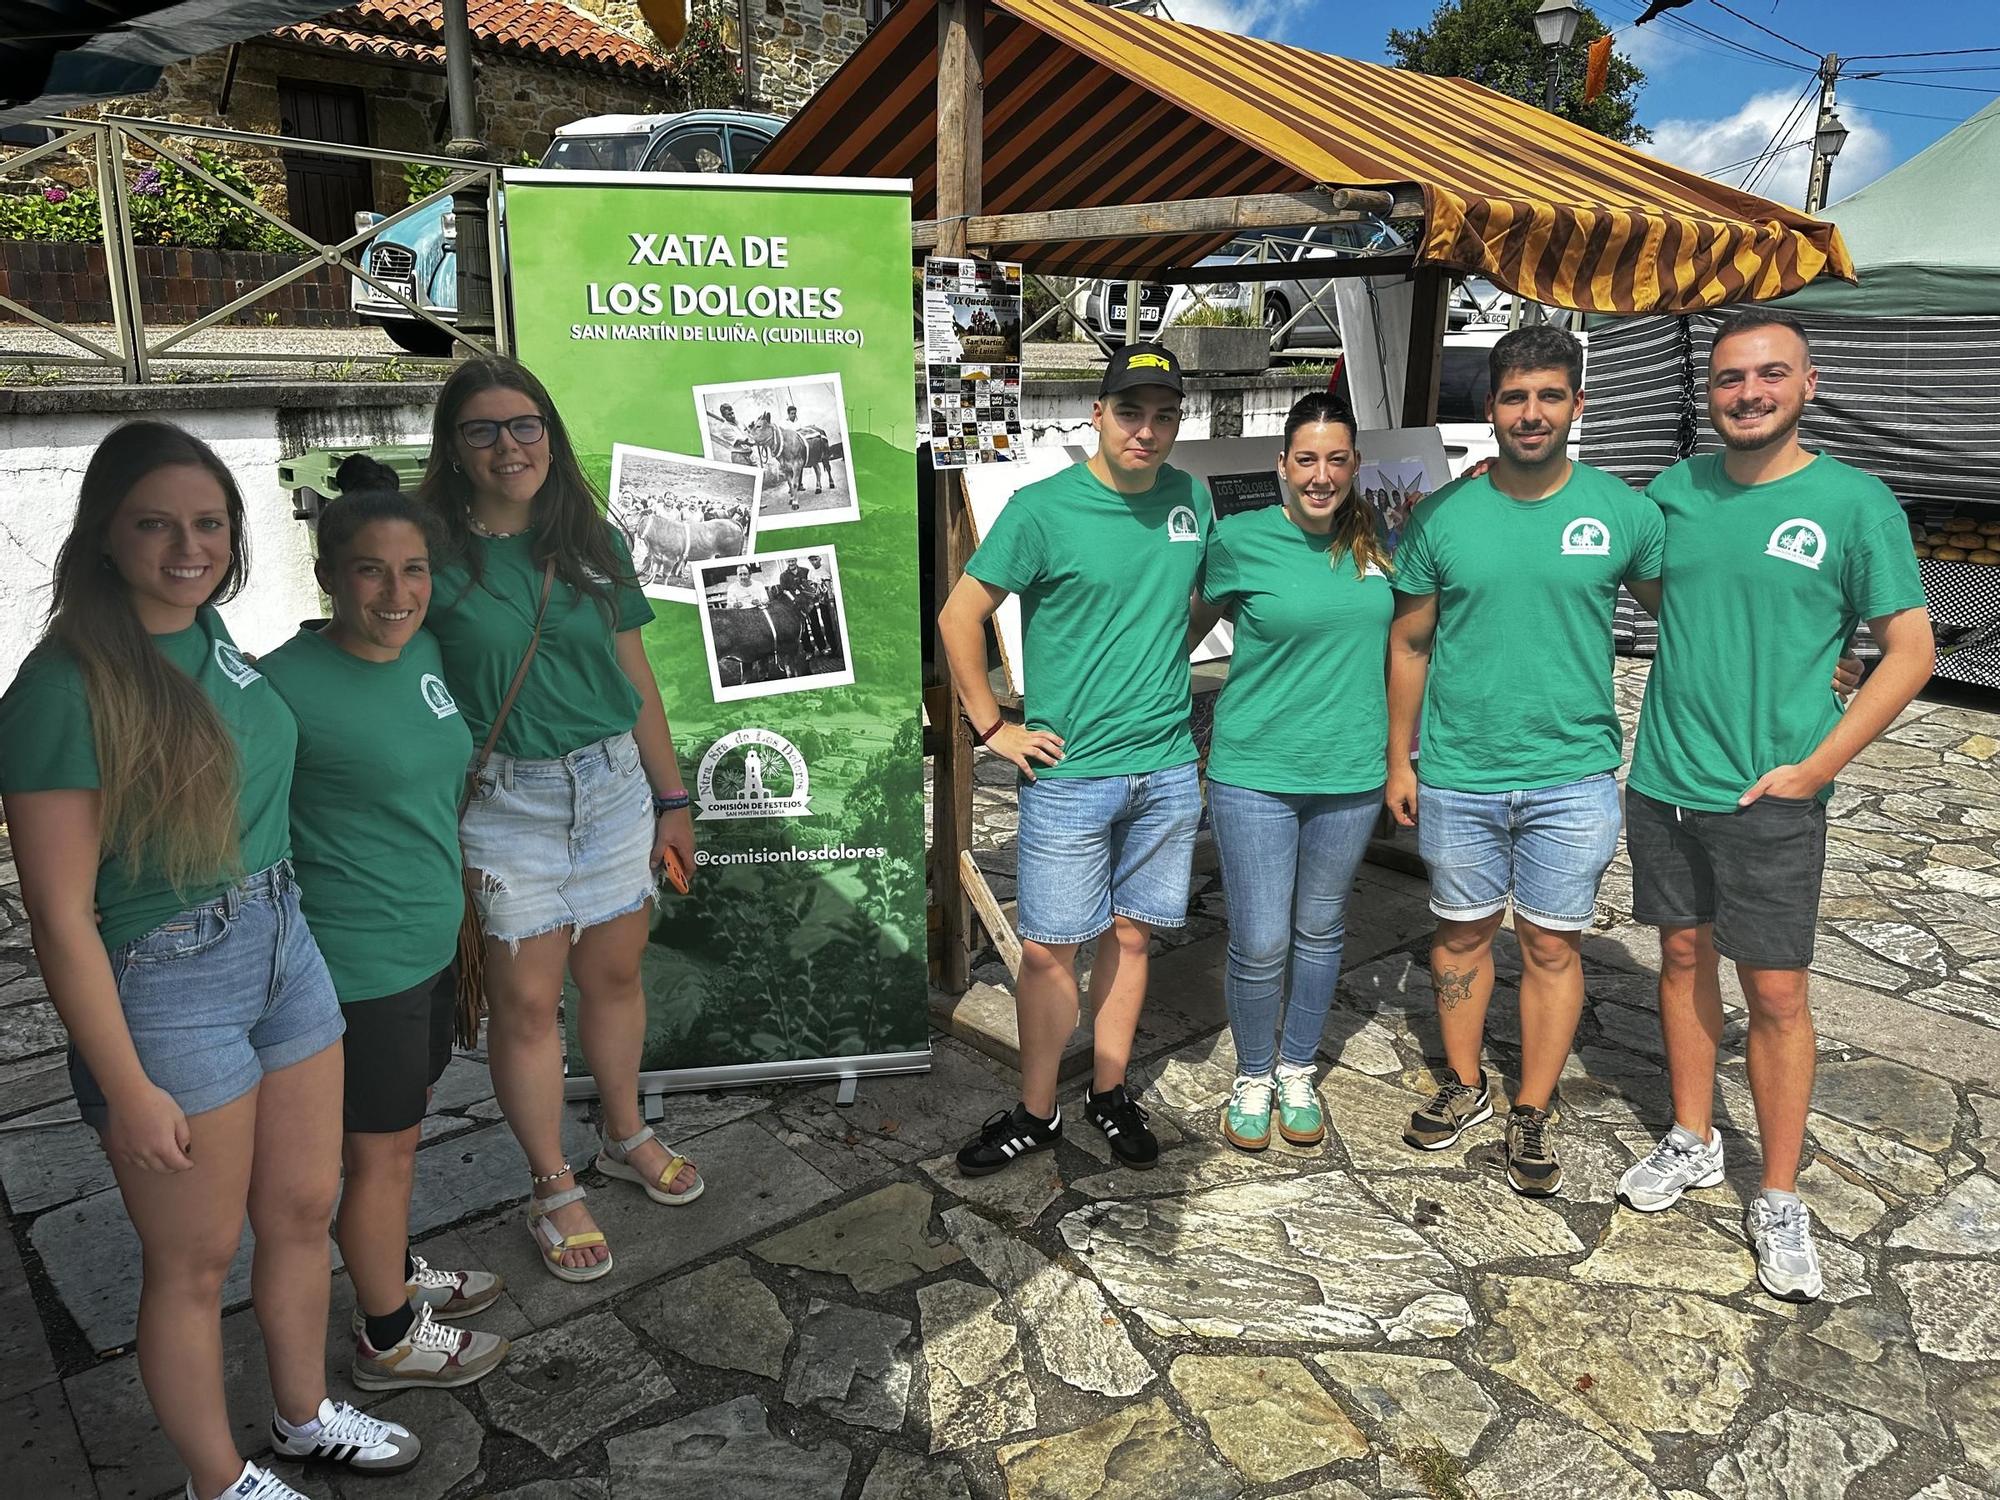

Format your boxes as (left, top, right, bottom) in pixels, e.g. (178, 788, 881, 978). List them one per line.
(653, 790, 692, 814)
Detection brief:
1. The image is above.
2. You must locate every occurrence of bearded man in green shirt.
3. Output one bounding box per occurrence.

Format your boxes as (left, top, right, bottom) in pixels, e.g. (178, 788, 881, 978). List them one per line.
(1617, 310, 1934, 1304)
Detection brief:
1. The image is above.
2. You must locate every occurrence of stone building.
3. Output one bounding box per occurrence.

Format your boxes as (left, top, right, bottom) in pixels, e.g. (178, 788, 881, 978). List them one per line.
(716, 0, 894, 114)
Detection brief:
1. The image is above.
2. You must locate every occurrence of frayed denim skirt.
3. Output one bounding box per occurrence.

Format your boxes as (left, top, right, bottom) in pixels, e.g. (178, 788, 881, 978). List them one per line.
(461, 730, 656, 947)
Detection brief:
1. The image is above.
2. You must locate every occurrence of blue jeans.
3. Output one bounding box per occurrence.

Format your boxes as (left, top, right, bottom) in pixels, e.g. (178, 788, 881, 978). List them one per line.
(1015, 763, 1202, 946)
(1416, 772, 1622, 930)
(1209, 781, 1383, 1075)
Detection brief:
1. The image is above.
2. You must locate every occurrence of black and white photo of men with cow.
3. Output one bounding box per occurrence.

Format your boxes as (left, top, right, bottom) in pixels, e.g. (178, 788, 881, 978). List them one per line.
(606, 443, 763, 603)
(695, 547, 855, 704)
(693, 373, 860, 531)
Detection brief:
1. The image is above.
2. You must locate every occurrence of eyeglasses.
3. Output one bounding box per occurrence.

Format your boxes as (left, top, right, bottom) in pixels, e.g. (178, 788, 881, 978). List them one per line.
(457, 415, 547, 449)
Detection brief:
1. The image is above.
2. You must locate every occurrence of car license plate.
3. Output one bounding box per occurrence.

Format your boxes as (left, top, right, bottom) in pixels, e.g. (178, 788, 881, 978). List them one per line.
(375, 277, 414, 308)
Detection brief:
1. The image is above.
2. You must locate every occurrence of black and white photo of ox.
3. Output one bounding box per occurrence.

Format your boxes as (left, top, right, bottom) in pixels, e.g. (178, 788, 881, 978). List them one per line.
(607, 443, 763, 604)
(694, 546, 855, 703)
(692, 373, 860, 531)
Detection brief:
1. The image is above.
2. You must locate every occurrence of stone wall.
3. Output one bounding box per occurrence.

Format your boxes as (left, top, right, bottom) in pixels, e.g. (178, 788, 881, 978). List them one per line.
(720, 0, 874, 114)
(0, 240, 356, 326)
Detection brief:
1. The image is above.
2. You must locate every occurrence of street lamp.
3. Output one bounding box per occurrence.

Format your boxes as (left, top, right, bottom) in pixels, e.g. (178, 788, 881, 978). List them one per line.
(1805, 108, 1850, 212)
(1534, 0, 1582, 114)
(1814, 110, 1850, 164)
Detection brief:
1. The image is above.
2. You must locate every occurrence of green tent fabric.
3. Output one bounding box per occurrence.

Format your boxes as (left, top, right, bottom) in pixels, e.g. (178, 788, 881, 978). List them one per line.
(1781, 99, 2000, 316)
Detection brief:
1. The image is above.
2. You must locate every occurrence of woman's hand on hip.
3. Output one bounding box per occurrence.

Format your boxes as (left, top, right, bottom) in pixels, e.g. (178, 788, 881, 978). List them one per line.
(104, 1081, 194, 1173)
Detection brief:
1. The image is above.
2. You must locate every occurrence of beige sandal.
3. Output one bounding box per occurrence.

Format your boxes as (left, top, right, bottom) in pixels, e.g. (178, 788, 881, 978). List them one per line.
(596, 1124, 705, 1206)
(527, 1184, 613, 1282)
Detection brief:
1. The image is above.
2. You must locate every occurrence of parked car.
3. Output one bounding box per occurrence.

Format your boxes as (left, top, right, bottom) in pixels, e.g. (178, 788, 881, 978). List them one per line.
(350, 109, 786, 355)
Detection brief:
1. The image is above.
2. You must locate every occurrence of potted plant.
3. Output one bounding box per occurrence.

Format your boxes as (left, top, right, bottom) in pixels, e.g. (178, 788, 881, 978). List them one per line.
(1160, 304, 1268, 375)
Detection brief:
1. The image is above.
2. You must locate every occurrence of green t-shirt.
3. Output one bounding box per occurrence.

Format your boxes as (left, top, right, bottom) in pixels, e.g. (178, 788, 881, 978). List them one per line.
(1393, 463, 1665, 792)
(0, 607, 296, 950)
(258, 628, 474, 1001)
(1201, 504, 1394, 794)
(426, 524, 654, 761)
(1630, 452, 1926, 813)
(966, 461, 1212, 778)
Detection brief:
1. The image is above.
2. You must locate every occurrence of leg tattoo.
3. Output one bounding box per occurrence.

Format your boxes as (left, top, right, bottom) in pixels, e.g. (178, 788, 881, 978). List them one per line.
(1435, 965, 1476, 1011)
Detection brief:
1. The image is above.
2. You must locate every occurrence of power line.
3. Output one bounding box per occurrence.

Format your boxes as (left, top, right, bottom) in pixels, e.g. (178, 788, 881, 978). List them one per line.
(1844, 74, 2000, 96)
(1742, 76, 1819, 194)
(1704, 1, 1822, 62)
(1846, 47, 2000, 62)
(1849, 103, 1980, 123)
(1863, 65, 2000, 77)
(1712, 138, 1809, 178)
(1662, 13, 1810, 71)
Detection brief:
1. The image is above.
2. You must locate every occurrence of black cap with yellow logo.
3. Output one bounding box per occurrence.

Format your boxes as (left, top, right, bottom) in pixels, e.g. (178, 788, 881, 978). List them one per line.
(1099, 341, 1185, 397)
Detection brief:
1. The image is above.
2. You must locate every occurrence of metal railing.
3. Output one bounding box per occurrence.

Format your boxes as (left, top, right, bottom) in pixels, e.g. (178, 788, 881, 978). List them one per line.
(2, 116, 510, 383)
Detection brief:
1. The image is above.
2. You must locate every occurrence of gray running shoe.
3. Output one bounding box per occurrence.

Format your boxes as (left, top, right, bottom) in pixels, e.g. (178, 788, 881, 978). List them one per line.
(1403, 1072, 1493, 1151)
(406, 1254, 505, 1321)
(1748, 1196, 1824, 1303)
(1504, 1104, 1563, 1196)
(1617, 1123, 1725, 1212)
(354, 1303, 510, 1391)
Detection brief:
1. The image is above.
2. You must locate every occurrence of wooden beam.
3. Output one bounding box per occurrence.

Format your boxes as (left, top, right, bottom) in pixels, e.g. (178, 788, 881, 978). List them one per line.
(1399, 266, 1451, 428)
(911, 186, 1425, 252)
(960, 849, 1022, 980)
(933, 0, 984, 260)
(1146, 254, 1417, 287)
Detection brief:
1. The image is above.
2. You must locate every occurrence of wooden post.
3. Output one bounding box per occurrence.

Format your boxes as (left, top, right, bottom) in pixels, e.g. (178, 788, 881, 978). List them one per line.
(1399, 266, 1451, 428)
(930, 0, 984, 993)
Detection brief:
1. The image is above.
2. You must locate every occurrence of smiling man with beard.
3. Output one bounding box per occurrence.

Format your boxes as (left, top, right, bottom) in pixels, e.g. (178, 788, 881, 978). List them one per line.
(1617, 309, 1933, 1303)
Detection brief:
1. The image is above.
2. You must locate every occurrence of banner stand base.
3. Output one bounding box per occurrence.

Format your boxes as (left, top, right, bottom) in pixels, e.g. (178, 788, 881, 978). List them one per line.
(563, 1048, 933, 1104)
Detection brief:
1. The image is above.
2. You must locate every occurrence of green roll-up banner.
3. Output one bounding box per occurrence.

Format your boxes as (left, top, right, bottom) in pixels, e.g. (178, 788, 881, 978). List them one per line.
(504, 169, 930, 1090)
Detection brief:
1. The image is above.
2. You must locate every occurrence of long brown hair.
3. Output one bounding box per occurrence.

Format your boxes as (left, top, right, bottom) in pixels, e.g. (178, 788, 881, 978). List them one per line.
(416, 356, 631, 610)
(46, 421, 248, 889)
(1281, 393, 1391, 580)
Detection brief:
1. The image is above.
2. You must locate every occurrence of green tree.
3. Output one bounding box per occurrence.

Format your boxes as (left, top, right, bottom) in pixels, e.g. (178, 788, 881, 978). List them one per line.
(1387, 0, 1649, 144)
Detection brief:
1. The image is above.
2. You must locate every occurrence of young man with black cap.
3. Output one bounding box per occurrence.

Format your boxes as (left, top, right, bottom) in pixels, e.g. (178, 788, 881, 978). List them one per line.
(939, 343, 1212, 1175)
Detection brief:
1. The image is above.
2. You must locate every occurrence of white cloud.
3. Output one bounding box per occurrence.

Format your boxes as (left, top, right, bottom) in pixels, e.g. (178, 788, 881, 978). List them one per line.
(1156, 0, 1318, 43)
(1613, 19, 1678, 75)
(1643, 87, 1893, 207)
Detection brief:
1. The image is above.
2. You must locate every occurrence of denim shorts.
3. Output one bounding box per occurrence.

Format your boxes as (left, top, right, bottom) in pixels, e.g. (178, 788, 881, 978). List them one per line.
(1626, 788, 1827, 968)
(1015, 762, 1202, 946)
(71, 861, 345, 1130)
(1416, 773, 1622, 931)
(461, 730, 655, 947)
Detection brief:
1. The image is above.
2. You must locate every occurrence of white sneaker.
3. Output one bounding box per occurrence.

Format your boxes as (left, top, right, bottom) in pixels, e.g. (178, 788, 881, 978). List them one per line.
(1748, 1195, 1824, 1303)
(186, 1461, 312, 1500)
(269, 1397, 421, 1473)
(354, 1301, 510, 1390)
(406, 1253, 505, 1320)
(1617, 1123, 1725, 1211)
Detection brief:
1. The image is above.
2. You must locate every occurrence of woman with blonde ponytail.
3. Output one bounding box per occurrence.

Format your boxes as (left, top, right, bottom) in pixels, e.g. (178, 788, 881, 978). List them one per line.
(1190, 394, 1395, 1155)
(0, 422, 423, 1500)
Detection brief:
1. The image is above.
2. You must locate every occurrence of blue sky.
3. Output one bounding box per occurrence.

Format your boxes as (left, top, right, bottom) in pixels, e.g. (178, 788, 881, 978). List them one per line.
(1168, 1, 2000, 206)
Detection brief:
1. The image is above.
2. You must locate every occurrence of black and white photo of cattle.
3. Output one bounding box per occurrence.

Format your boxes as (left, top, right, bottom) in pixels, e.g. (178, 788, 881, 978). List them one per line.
(692, 374, 860, 532)
(694, 547, 855, 704)
(606, 443, 762, 604)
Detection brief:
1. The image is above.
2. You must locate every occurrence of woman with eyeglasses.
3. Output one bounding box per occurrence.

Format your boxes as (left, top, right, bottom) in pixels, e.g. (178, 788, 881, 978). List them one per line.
(418, 358, 701, 1284)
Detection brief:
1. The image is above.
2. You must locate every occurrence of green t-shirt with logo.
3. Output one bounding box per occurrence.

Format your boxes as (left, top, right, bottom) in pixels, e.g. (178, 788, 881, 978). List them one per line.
(426, 524, 654, 761)
(966, 461, 1212, 778)
(1201, 504, 1394, 794)
(0, 607, 297, 950)
(1393, 463, 1664, 793)
(1630, 452, 1926, 813)
(259, 628, 474, 1001)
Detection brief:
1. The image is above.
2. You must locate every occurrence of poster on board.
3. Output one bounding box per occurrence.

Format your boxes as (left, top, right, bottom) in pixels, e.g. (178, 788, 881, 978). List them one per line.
(923, 256, 1023, 468)
(505, 168, 928, 1090)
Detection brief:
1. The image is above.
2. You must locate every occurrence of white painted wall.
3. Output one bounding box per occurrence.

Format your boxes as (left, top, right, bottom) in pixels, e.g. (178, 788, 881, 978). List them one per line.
(0, 395, 436, 689)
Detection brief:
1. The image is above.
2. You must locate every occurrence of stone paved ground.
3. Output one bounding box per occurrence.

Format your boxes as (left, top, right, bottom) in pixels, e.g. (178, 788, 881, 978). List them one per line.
(2, 661, 1997, 1500)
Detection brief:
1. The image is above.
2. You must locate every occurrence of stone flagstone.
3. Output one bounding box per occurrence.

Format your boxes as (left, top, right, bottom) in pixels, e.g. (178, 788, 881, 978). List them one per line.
(607, 1394, 851, 1499)
(1888, 1172, 2000, 1255)
(619, 1256, 791, 1381)
(1808, 1113, 1947, 1199)
(1060, 1175, 1469, 1344)
(1168, 1354, 1367, 1482)
(783, 1298, 914, 1431)
(1311, 1350, 1498, 1459)
(1571, 1207, 1756, 1296)
(481, 1484, 610, 1500)
(1770, 1302, 1943, 1437)
(858, 1449, 974, 1500)
(1895, 1259, 2000, 1363)
(1320, 1018, 1403, 1076)
(753, 1180, 961, 1293)
(1318, 1066, 1486, 1173)
(1071, 1135, 1310, 1200)
(919, 1147, 1063, 1227)
(915, 1278, 1037, 1452)
(1466, 1418, 1665, 1500)
(1791, 1156, 1890, 1239)
(0, 1101, 114, 1214)
(321, 1387, 483, 1500)
(940, 1205, 1152, 1397)
(1810, 1057, 1960, 1153)
(1705, 1408, 1896, 1500)
(1482, 1276, 1759, 1463)
(1947, 1372, 2000, 1482)
(1373, 1173, 1584, 1266)
(996, 1397, 1242, 1500)
(479, 1311, 674, 1458)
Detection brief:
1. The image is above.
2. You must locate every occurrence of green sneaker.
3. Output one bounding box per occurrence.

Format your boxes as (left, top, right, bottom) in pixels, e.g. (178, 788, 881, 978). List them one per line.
(1223, 1074, 1274, 1151)
(1274, 1065, 1325, 1145)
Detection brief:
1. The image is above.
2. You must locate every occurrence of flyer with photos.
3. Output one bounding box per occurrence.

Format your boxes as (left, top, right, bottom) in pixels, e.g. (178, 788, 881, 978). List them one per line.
(923, 256, 1023, 468)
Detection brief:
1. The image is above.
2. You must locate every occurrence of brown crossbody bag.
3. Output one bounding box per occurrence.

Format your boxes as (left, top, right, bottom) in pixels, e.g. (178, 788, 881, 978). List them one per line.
(452, 558, 557, 1047)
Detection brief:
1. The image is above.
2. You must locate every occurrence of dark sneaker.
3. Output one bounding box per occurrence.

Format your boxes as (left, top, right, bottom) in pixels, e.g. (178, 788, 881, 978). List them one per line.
(1503, 1104, 1563, 1197)
(1404, 1071, 1493, 1151)
(1084, 1083, 1159, 1169)
(956, 1103, 1061, 1177)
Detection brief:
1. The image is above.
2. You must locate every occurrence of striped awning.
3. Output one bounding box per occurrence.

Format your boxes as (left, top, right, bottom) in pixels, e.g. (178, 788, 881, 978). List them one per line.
(755, 0, 1854, 314)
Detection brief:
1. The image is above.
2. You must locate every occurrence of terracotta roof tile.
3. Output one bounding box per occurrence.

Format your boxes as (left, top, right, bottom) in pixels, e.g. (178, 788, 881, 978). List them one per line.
(273, 1, 666, 80)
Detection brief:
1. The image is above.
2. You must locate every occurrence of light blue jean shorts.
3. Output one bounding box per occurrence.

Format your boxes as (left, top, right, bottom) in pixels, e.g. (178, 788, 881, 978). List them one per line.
(1015, 762, 1202, 947)
(461, 730, 656, 947)
(1416, 772, 1623, 931)
(72, 861, 345, 1129)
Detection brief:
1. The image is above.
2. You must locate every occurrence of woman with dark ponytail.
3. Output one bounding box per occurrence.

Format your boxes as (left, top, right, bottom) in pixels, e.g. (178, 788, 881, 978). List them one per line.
(259, 455, 510, 1393)
(0, 423, 421, 1500)
(1195, 393, 1396, 1154)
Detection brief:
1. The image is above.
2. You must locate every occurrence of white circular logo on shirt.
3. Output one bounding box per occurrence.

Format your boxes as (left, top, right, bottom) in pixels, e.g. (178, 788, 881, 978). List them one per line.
(212, 640, 260, 688)
(1765, 518, 1827, 570)
(1167, 505, 1201, 543)
(1561, 516, 1612, 556)
(420, 673, 460, 719)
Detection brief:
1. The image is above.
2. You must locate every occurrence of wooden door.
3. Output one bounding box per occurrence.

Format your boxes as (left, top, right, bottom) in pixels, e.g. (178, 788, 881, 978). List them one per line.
(278, 80, 374, 245)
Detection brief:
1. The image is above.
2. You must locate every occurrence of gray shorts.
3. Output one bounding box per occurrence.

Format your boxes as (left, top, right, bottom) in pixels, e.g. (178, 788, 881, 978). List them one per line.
(1626, 788, 1827, 969)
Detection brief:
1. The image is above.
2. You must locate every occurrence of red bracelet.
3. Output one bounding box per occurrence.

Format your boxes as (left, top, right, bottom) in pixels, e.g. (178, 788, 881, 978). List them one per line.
(968, 715, 1001, 745)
